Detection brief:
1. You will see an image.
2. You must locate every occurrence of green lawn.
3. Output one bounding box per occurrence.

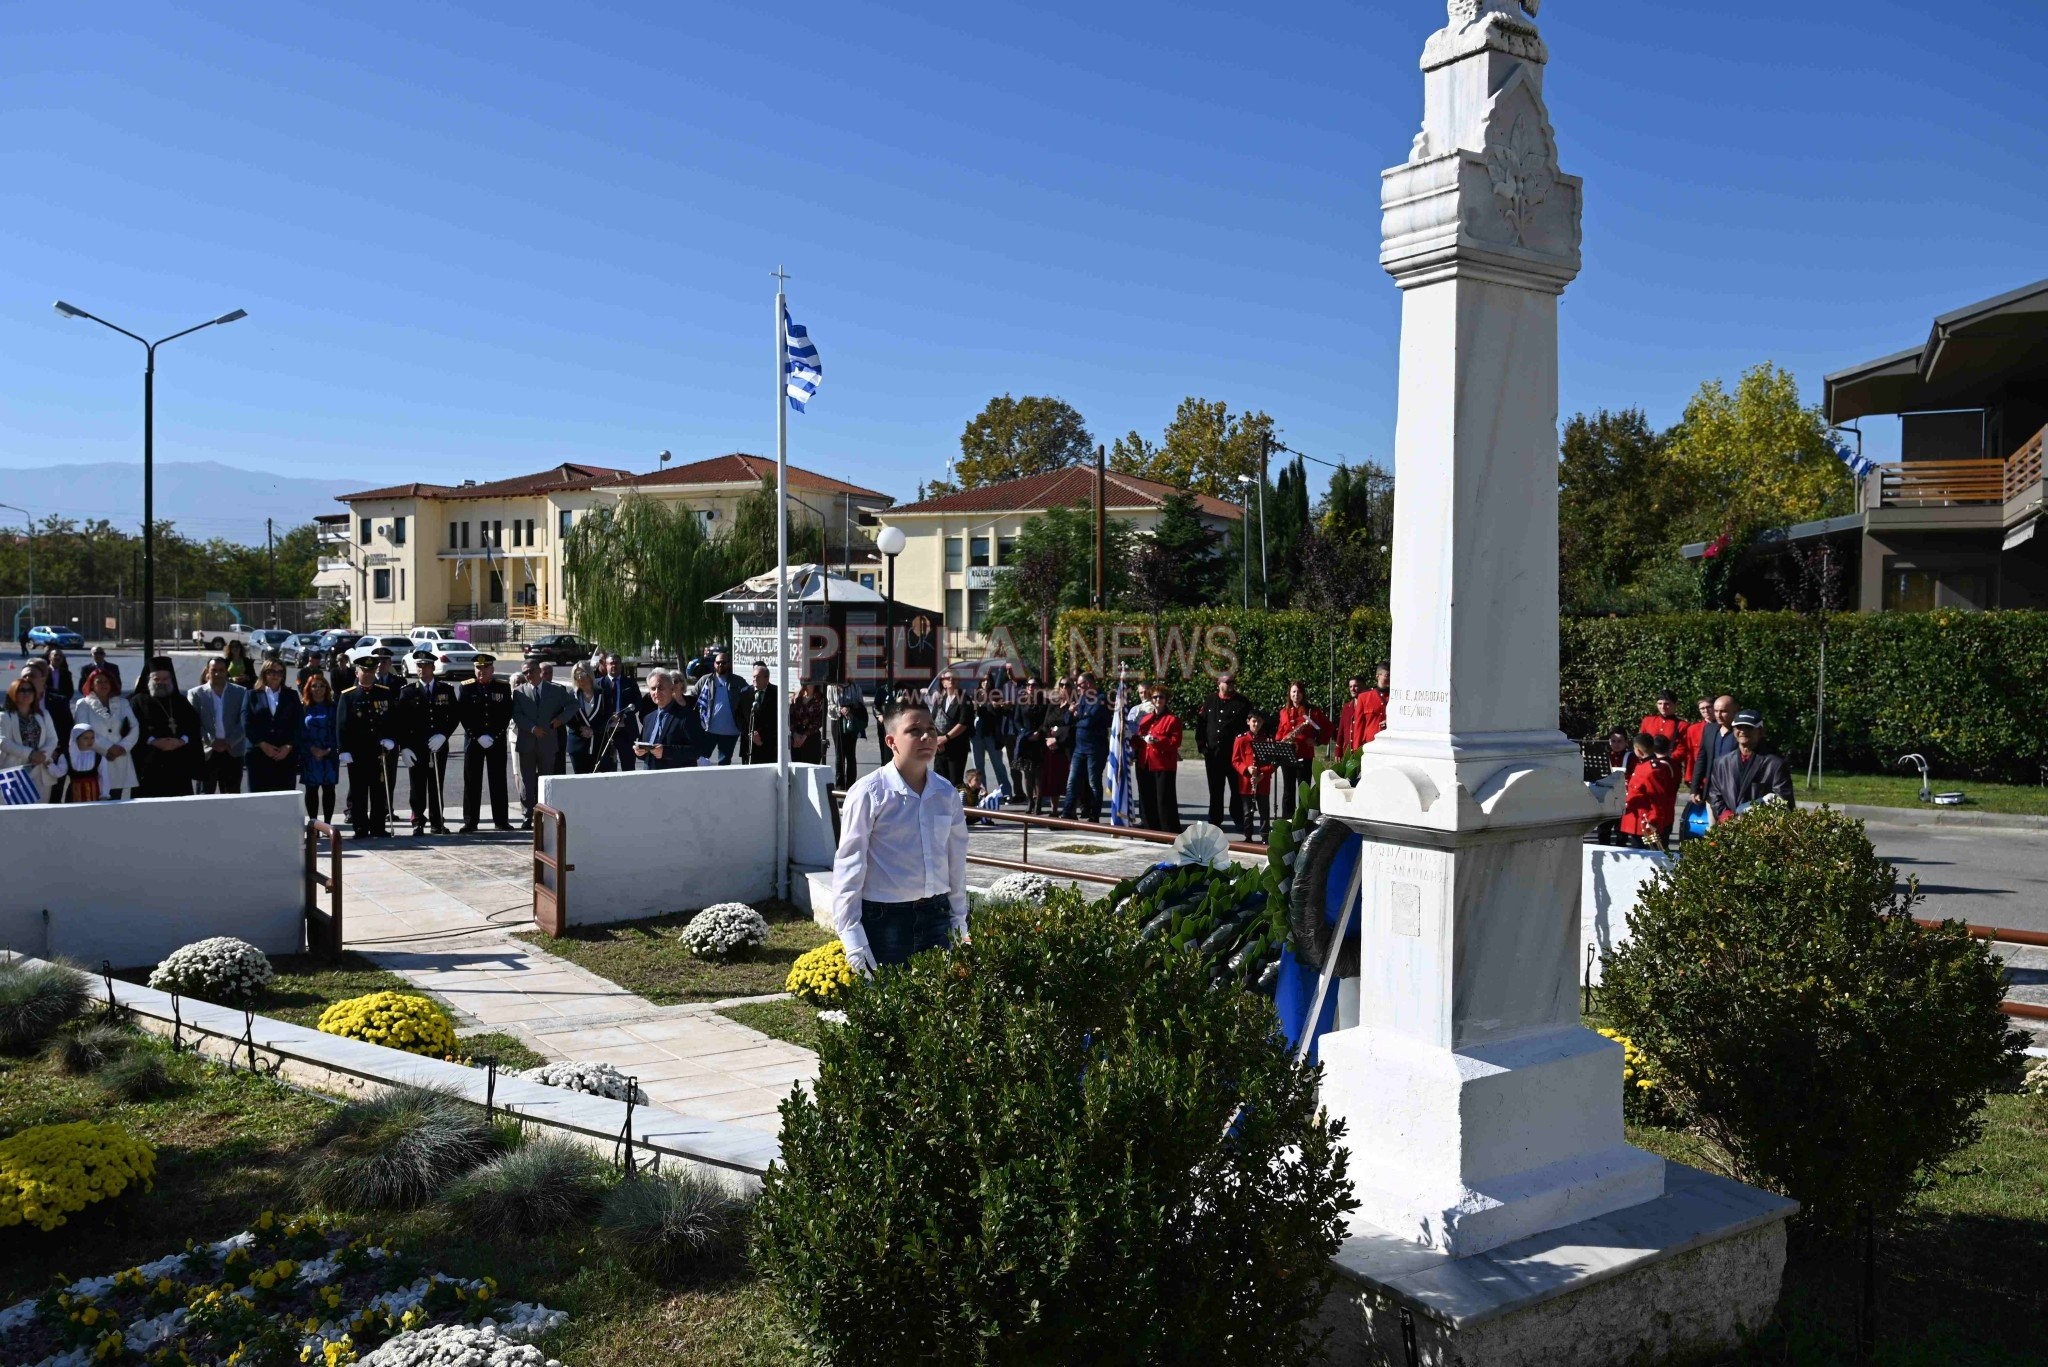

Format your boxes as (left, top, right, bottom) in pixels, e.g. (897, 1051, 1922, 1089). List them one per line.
(519, 904, 830, 1006)
(715, 997, 822, 1052)
(1801, 771, 2048, 818)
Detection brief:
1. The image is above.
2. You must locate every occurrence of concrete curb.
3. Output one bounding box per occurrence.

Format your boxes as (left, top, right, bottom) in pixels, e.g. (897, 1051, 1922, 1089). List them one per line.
(1829, 802, 2048, 834)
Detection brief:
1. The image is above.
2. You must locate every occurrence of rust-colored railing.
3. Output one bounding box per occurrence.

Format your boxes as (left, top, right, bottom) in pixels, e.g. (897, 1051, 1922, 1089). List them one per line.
(532, 803, 572, 936)
(303, 821, 344, 958)
(2004, 424, 2045, 501)
(1914, 917, 2048, 1021)
(1877, 459, 2007, 507)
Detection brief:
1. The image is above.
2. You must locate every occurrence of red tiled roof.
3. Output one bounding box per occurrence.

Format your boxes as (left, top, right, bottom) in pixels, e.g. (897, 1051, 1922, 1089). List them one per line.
(593, 453, 889, 500)
(339, 463, 633, 505)
(886, 467, 1242, 519)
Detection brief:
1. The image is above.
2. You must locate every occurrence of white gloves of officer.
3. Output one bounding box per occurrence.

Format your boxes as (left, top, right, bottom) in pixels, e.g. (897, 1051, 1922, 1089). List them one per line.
(478, 734, 494, 749)
(380, 739, 396, 752)
(839, 929, 879, 978)
(428, 733, 446, 752)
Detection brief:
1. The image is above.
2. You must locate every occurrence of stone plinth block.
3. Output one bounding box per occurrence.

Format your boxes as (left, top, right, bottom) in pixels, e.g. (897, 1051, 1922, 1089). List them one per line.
(1317, 1164, 1796, 1367)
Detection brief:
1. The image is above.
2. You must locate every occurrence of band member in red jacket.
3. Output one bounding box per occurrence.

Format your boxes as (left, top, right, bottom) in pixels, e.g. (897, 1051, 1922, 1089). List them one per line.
(1230, 710, 1280, 841)
(1345, 664, 1389, 754)
(1274, 680, 1330, 820)
(1639, 690, 1688, 779)
(1133, 682, 1184, 833)
(1619, 732, 1678, 849)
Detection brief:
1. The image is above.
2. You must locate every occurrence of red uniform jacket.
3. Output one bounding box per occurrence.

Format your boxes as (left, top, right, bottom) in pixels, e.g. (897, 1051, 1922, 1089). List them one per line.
(1639, 713, 1689, 779)
(1231, 732, 1276, 794)
(1134, 710, 1182, 772)
(1620, 757, 1678, 837)
(1346, 689, 1387, 752)
(1678, 720, 1705, 786)
(1276, 704, 1330, 762)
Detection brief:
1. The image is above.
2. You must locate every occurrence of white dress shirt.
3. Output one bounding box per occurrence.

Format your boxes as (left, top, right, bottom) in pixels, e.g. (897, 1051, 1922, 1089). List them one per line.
(830, 760, 969, 959)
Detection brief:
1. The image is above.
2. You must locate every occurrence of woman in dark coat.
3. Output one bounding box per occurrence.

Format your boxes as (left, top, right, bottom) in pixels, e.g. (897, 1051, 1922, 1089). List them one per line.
(1034, 682, 1072, 816)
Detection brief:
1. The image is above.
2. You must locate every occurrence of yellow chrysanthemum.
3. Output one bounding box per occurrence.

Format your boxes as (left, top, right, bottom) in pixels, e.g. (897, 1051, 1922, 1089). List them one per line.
(315, 992, 458, 1057)
(786, 940, 855, 1006)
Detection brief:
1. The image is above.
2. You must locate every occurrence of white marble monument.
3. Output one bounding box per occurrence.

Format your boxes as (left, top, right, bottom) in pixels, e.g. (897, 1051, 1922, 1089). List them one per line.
(1312, 3, 1795, 1360)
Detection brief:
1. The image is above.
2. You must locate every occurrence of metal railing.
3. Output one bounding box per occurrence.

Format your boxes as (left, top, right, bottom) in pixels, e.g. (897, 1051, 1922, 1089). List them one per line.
(1914, 916, 2048, 1022)
(303, 821, 344, 957)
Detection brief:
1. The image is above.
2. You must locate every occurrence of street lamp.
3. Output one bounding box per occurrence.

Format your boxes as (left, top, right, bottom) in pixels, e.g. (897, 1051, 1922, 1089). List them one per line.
(54, 300, 248, 664)
(876, 524, 907, 701)
(1233, 474, 1256, 609)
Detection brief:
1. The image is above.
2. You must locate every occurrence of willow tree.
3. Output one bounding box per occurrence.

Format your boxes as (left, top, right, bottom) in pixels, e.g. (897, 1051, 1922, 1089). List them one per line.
(561, 494, 731, 658)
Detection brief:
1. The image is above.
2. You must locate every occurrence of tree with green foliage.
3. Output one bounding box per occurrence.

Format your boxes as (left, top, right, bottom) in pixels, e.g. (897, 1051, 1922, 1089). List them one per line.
(986, 505, 1136, 665)
(1110, 397, 1275, 497)
(561, 494, 732, 656)
(1264, 454, 1311, 605)
(955, 394, 1095, 489)
(1667, 362, 1853, 545)
(1556, 408, 1702, 614)
(725, 478, 825, 580)
(1142, 489, 1224, 608)
(0, 515, 320, 600)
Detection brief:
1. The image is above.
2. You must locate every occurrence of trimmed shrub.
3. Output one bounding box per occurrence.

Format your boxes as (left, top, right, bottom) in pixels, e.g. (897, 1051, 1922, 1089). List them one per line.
(317, 991, 460, 1058)
(754, 889, 1356, 1365)
(0, 1121, 156, 1230)
(0, 960, 90, 1054)
(300, 1085, 499, 1210)
(146, 935, 276, 1004)
(1601, 805, 2024, 1231)
(784, 940, 853, 1007)
(99, 1050, 177, 1101)
(52, 1020, 134, 1075)
(445, 1135, 610, 1239)
(595, 1168, 748, 1280)
(677, 902, 771, 959)
(514, 1060, 646, 1103)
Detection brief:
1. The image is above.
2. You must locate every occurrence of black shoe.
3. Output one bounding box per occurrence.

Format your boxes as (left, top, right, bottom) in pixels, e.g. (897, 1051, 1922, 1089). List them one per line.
(493, 822, 515, 832)
(518, 817, 532, 830)
(431, 825, 452, 835)
(411, 822, 425, 834)
(458, 823, 478, 834)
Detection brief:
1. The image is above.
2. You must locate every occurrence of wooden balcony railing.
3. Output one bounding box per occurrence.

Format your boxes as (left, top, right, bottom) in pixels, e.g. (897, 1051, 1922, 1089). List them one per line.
(2005, 424, 2045, 501)
(1877, 459, 2007, 507)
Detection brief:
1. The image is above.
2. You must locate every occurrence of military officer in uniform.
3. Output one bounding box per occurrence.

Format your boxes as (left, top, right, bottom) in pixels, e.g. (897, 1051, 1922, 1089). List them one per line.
(336, 657, 397, 838)
(397, 651, 459, 835)
(373, 648, 405, 809)
(458, 652, 515, 832)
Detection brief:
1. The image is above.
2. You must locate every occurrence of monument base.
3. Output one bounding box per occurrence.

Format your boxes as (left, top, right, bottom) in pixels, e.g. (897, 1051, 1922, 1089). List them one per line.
(1317, 1164, 1795, 1367)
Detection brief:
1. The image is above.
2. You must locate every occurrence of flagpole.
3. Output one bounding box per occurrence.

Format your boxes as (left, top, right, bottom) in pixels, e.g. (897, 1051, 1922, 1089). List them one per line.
(773, 269, 791, 903)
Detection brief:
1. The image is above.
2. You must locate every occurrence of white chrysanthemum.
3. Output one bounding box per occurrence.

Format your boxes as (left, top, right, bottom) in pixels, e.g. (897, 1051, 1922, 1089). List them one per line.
(984, 872, 1055, 904)
(677, 902, 770, 959)
(147, 936, 276, 1004)
(514, 1060, 647, 1104)
(357, 1323, 563, 1367)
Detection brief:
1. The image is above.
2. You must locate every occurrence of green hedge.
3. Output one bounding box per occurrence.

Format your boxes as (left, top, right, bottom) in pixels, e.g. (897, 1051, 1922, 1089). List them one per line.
(1051, 608, 2048, 781)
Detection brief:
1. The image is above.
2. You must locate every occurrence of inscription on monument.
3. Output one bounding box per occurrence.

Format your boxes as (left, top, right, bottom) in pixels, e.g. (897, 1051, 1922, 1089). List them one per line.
(1390, 686, 1448, 722)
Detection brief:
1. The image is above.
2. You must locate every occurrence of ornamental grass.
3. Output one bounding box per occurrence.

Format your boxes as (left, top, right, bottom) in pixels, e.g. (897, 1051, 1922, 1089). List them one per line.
(444, 1136, 611, 1240)
(52, 1020, 134, 1076)
(0, 960, 90, 1053)
(300, 1086, 499, 1212)
(594, 1169, 749, 1281)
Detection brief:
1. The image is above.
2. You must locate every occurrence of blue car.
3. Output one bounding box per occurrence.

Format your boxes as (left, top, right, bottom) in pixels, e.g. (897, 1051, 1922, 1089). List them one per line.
(25, 625, 86, 650)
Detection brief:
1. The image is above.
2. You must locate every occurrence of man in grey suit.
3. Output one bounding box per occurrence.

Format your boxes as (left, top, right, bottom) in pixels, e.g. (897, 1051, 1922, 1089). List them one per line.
(188, 655, 250, 794)
(512, 658, 573, 829)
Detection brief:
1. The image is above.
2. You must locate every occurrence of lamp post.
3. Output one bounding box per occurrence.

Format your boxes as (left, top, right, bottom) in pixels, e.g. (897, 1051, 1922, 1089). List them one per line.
(877, 525, 906, 702)
(53, 301, 248, 664)
(1234, 474, 1255, 608)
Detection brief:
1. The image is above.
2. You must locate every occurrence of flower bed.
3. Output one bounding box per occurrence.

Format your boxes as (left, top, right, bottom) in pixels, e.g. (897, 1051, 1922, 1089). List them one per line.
(677, 903, 770, 960)
(514, 1061, 646, 1104)
(318, 994, 461, 1059)
(0, 1122, 155, 1232)
(0, 1212, 565, 1367)
(147, 937, 277, 1005)
(784, 942, 852, 1007)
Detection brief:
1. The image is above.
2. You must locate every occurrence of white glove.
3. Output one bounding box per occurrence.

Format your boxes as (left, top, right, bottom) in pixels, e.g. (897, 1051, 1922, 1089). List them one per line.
(478, 734, 494, 750)
(845, 942, 879, 977)
(380, 738, 396, 752)
(428, 733, 446, 752)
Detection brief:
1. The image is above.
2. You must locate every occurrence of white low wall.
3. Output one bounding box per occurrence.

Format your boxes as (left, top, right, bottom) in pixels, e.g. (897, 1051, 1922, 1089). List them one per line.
(538, 763, 834, 926)
(0, 792, 307, 969)
(1580, 845, 1673, 987)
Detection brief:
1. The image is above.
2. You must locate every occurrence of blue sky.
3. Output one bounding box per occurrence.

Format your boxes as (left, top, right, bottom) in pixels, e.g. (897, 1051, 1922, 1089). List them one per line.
(2, 0, 2041, 528)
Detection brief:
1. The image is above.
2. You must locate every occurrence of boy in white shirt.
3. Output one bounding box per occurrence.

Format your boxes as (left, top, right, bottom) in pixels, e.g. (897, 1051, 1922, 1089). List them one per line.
(831, 700, 970, 974)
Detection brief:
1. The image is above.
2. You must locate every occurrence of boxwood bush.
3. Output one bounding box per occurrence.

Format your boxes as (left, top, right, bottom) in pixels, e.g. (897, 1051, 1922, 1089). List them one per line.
(754, 889, 1356, 1365)
(1600, 805, 2023, 1232)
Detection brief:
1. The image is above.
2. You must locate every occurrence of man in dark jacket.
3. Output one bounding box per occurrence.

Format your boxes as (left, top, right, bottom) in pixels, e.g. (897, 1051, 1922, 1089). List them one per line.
(1195, 672, 1254, 831)
(594, 654, 643, 772)
(1689, 694, 1740, 793)
(337, 658, 397, 837)
(133, 665, 203, 798)
(397, 653, 460, 834)
(1058, 672, 1112, 821)
(634, 668, 703, 769)
(1705, 709, 1794, 823)
(457, 653, 516, 832)
(746, 660, 779, 765)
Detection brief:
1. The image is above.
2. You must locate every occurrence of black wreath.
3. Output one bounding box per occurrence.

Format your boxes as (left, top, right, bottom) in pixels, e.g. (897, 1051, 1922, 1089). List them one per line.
(1287, 814, 1359, 977)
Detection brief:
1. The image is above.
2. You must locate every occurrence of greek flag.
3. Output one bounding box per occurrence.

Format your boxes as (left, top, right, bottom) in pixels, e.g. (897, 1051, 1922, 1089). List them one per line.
(1103, 679, 1137, 828)
(0, 766, 37, 807)
(783, 304, 821, 412)
(1834, 440, 1877, 481)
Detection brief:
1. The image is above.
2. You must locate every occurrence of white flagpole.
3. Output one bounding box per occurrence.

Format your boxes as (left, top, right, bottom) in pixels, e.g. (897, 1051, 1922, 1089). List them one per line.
(773, 269, 791, 902)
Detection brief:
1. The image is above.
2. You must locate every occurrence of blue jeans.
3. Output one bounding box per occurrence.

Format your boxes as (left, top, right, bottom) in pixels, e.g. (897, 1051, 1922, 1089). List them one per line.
(705, 732, 739, 765)
(970, 733, 1011, 798)
(863, 894, 954, 967)
(1060, 747, 1106, 821)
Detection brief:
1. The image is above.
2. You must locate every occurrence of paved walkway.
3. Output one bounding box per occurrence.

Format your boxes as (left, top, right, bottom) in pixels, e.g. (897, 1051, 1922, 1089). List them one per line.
(340, 836, 813, 1134)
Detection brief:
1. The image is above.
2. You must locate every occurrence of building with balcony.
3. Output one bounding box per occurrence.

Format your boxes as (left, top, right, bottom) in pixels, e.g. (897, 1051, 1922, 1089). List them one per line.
(312, 514, 353, 603)
(335, 455, 891, 634)
(873, 467, 1243, 653)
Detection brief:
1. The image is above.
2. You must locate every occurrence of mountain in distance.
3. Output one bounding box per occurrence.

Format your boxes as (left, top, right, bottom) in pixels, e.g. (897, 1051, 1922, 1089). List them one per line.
(0, 461, 357, 546)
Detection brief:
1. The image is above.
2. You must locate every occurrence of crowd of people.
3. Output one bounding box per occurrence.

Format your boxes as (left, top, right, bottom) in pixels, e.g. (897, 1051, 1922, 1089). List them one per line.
(1606, 690, 1795, 850)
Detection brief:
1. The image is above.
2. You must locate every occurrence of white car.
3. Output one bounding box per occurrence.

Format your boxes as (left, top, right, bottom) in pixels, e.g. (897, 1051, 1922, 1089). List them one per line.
(347, 634, 419, 667)
(410, 627, 460, 646)
(424, 640, 480, 680)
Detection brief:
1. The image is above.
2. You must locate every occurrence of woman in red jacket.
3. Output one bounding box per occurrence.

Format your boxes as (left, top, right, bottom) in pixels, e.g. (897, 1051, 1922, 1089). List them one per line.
(1618, 732, 1677, 850)
(1274, 679, 1330, 821)
(1230, 710, 1279, 842)
(1133, 682, 1183, 833)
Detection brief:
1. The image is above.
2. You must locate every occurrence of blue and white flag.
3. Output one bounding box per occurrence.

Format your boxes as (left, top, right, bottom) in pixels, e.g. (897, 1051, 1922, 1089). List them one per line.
(0, 766, 38, 807)
(1834, 439, 1877, 481)
(783, 304, 821, 412)
(1103, 679, 1137, 828)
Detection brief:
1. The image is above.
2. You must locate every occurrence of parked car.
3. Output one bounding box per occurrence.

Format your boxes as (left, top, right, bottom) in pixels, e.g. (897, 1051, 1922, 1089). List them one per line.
(246, 628, 295, 658)
(410, 626, 460, 646)
(347, 634, 419, 666)
(26, 625, 86, 650)
(422, 640, 481, 680)
(281, 632, 328, 664)
(318, 628, 360, 654)
(522, 634, 596, 666)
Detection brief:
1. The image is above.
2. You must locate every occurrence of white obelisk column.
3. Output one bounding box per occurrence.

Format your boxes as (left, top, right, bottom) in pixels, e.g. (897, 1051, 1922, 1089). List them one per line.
(1317, 0, 1661, 1259)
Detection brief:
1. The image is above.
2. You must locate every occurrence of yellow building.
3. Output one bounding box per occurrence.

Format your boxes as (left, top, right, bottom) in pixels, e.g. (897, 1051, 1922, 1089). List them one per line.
(336, 455, 891, 633)
(874, 468, 1243, 653)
